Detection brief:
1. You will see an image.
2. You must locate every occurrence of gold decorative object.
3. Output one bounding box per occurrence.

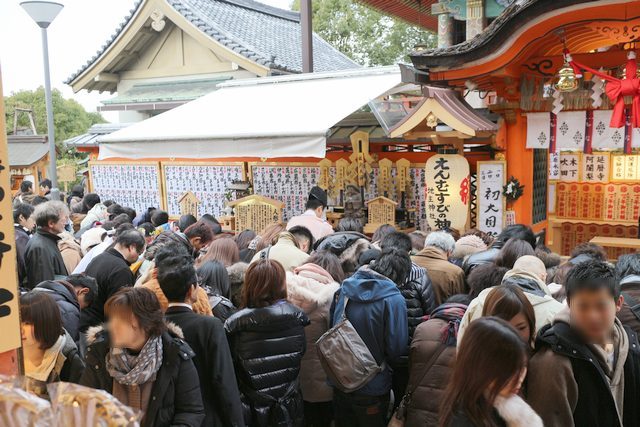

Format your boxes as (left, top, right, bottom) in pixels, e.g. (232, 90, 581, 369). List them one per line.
(347, 131, 374, 188)
(426, 112, 439, 128)
(318, 159, 332, 192)
(377, 158, 393, 196)
(395, 158, 411, 195)
(555, 62, 579, 92)
(335, 158, 349, 193)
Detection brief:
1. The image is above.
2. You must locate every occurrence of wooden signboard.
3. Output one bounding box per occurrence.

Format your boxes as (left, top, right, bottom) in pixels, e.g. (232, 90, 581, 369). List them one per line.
(89, 161, 164, 213)
(178, 191, 201, 218)
(0, 73, 21, 363)
(228, 195, 284, 233)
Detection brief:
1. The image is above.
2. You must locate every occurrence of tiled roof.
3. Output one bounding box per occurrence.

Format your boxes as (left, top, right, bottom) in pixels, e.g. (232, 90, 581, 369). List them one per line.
(66, 0, 359, 84)
(101, 77, 231, 105)
(167, 0, 359, 73)
(7, 136, 49, 167)
(65, 0, 143, 84)
(64, 123, 132, 147)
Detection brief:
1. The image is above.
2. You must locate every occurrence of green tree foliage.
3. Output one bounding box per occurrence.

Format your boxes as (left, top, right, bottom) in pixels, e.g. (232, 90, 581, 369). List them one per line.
(4, 87, 105, 153)
(292, 0, 435, 66)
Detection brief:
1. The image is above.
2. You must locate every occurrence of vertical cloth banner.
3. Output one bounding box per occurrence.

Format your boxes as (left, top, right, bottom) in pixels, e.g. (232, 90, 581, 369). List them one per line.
(526, 112, 551, 149)
(425, 154, 470, 231)
(0, 67, 22, 355)
(477, 161, 506, 237)
(592, 110, 625, 150)
(556, 111, 586, 151)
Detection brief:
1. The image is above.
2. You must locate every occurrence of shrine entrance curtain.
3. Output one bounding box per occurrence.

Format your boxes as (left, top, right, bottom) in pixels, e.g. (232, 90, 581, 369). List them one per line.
(98, 67, 401, 160)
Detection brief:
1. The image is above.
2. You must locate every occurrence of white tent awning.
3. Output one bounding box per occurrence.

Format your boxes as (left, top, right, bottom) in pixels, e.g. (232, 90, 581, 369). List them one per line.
(98, 67, 401, 160)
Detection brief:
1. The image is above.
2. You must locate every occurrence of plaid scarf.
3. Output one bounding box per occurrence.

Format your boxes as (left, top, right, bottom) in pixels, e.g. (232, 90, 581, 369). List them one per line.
(106, 335, 163, 386)
(427, 303, 467, 347)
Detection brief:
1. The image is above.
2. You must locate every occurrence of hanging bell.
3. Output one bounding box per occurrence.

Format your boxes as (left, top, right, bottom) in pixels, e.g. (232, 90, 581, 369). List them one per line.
(555, 62, 579, 92)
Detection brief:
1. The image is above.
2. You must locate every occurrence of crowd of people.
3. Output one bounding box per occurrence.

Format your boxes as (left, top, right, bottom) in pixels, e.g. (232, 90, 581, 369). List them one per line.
(11, 181, 640, 427)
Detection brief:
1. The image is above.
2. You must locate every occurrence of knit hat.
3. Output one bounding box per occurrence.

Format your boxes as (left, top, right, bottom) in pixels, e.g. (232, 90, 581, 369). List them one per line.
(309, 186, 328, 207)
(452, 235, 487, 259)
(80, 227, 107, 255)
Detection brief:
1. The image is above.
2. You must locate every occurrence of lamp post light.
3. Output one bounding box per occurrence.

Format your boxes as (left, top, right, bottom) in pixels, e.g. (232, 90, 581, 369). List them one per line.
(20, 1, 64, 202)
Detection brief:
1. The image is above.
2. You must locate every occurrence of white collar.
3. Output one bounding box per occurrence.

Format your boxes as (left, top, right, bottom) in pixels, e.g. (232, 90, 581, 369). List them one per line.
(168, 302, 192, 310)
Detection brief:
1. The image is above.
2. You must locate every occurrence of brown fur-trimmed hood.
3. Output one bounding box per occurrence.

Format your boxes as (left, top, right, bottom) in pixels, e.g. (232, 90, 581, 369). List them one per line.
(85, 321, 184, 346)
(227, 262, 249, 285)
(339, 238, 372, 274)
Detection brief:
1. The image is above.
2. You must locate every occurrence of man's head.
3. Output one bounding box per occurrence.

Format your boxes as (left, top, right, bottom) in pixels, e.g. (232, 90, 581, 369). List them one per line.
(39, 179, 52, 195)
(114, 228, 146, 263)
(107, 204, 125, 221)
(82, 193, 101, 211)
(566, 261, 621, 344)
(289, 225, 314, 253)
(65, 274, 98, 310)
(495, 224, 536, 249)
(34, 201, 69, 234)
(156, 248, 198, 304)
(151, 210, 169, 227)
(14, 203, 35, 231)
(184, 220, 214, 251)
(616, 253, 640, 281)
(424, 231, 456, 256)
(380, 231, 412, 254)
(20, 180, 33, 194)
(306, 186, 328, 218)
(177, 214, 197, 232)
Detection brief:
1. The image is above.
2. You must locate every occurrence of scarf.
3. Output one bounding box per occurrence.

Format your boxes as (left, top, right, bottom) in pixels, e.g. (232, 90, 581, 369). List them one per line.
(494, 394, 543, 427)
(427, 303, 467, 346)
(25, 334, 66, 382)
(106, 335, 163, 386)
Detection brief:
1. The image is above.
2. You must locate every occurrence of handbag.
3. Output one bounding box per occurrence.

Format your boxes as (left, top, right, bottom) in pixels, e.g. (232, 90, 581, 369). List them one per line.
(387, 343, 447, 427)
(316, 296, 384, 393)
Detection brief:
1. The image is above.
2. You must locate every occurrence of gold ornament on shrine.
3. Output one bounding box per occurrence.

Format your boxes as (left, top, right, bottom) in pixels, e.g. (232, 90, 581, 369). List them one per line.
(347, 131, 374, 188)
(318, 159, 332, 192)
(395, 158, 411, 195)
(555, 62, 579, 93)
(377, 158, 393, 196)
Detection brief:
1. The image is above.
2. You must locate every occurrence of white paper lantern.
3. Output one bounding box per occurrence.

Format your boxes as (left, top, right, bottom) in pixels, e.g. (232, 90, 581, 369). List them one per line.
(425, 154, 470, 231)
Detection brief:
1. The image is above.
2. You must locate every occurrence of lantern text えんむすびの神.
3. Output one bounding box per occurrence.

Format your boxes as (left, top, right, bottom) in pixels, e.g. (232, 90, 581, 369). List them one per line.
(425, 154, 470, 231)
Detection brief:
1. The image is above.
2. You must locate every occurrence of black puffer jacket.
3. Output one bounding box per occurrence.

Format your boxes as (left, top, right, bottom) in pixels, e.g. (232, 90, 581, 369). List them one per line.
(33, 280, 81, 342)
(399, 263, 437, 338)
(225, 301, 310, 427)
(80, 323, 205, 427)
(461, 246, 501, 276)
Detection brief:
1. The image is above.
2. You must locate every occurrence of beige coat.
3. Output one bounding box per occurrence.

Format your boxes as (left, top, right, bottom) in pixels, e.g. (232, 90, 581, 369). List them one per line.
(285, 264, 339, 402)
(412, 247, 465, 305)
(58, 232, 83, 274)
(251, 233, 309, 271)
(458, 284, 564, 346)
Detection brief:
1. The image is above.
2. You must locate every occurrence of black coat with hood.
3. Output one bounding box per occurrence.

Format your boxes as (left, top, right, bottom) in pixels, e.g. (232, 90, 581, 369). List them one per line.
(80, 323, 205, 427)
(225, 301, 309, 427)
(33, 281, 81, 342)
(399, 263, 437, 338)
(461, 246, 502, 276)
(532, 318, 640, 427)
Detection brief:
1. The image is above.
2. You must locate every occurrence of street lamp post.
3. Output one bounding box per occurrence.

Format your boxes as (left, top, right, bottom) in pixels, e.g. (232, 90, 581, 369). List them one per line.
(20, 1, 64, 202)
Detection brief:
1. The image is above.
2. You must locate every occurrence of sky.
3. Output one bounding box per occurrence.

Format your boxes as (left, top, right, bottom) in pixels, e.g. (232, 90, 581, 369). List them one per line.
(0, 0, 292, 121)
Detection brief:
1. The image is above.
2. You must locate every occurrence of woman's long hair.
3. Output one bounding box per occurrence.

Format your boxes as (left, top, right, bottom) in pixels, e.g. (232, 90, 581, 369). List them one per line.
(197, 260, 231, 298)
(439, 317, 528, 427)
(482, 284, 536, 346)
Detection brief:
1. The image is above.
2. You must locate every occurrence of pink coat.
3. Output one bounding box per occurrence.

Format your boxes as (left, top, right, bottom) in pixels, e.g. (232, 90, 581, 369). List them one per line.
(286, 264, 340, 402)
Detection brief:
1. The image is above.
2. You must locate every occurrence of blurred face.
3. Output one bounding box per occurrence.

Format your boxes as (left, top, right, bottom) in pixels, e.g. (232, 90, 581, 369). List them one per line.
(498, 367, 527, 398)
(189, 236, 203, 251)
(108, 312, 146, 349)
(19, 214, 36, 231)
(569, 288, 622, 344)
(39, 184, 49, 194)
(509, 312, 531, 344)
(21, 322, 38, 348)
(48, 212, 69, 234)
(122, 244, 143, 263)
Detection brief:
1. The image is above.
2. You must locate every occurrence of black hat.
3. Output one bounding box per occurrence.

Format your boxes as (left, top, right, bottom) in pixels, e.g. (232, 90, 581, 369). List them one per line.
(309, 186, 328, 207)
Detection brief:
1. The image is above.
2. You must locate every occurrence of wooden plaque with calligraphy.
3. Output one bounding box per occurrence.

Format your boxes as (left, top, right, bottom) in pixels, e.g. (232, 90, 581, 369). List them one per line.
(477, 161, 506, 237)
(227, 195, 284, 233)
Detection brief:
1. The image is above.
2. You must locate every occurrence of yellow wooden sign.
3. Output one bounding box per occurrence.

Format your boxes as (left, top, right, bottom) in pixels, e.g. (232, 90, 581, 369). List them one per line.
(57, 164, 76, 182)
(0, 69, 22, 354)
(178, 191, 201, 218)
